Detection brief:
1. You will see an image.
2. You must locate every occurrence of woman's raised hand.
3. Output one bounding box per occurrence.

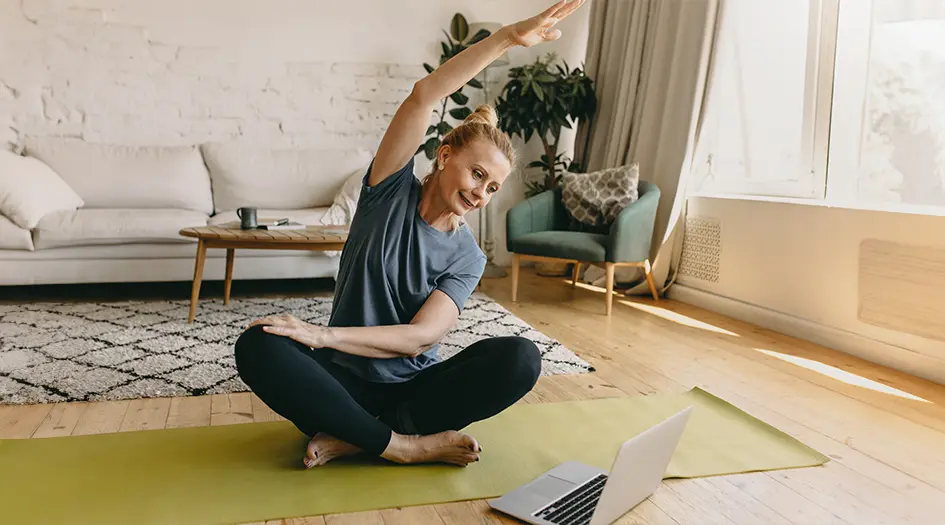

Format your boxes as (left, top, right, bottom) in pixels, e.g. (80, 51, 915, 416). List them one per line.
(507, 0, 587, 47)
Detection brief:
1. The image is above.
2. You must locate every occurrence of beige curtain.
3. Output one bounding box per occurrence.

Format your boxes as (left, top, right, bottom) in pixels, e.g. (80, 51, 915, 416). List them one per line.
(575, 0, 720, 294)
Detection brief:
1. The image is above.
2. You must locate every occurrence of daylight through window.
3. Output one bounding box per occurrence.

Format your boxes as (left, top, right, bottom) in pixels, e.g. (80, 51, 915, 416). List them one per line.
(692, 0, 945, 215)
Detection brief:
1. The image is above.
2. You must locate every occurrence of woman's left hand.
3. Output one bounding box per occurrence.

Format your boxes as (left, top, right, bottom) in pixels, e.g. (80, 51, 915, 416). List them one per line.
(506, 0, 587, 47)
(248, 314, 331, 349)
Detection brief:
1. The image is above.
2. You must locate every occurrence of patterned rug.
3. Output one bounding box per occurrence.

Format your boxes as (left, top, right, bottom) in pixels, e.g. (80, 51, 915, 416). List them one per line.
(0, 293, 594, 405)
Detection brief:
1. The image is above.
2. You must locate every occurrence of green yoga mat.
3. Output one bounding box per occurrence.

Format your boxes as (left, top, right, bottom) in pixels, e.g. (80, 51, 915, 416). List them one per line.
(0, 388, 827, 525)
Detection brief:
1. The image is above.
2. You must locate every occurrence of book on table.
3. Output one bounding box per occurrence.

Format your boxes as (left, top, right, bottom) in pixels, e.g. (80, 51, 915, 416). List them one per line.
(217, 219, 308, 230)
(258, 220, 306, 230)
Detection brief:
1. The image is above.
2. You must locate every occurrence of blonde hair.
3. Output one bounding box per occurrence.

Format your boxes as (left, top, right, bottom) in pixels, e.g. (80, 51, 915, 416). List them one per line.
(422, 105, 516, 231)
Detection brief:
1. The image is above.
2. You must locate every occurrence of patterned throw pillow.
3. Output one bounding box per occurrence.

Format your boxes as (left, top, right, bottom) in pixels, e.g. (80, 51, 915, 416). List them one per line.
(560, 163, 640, 229)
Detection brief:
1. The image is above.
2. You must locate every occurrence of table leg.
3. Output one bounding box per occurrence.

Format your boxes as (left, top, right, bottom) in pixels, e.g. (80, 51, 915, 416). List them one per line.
(188, 239, 207, 324)
(224, 248, 235, 305)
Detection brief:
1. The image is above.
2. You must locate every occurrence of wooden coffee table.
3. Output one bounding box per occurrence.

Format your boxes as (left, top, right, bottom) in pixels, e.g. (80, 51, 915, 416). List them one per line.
(179, 223, 348, 323)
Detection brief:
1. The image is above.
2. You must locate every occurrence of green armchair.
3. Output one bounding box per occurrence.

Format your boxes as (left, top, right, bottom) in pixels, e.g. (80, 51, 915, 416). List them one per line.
(506, 181, 661, 315)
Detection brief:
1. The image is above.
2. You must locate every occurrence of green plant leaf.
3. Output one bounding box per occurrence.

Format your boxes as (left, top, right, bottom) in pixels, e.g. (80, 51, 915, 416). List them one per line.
(466, 77, 483, 89)
(496, 51, 597, 162)
(423, 137, 439, 160)
(450, 13, 469, 42)
(423, 63, 435, 74)
(468, 28, 491, 45)
(525, 181, 545, 197)
(426, 125, 436, 135)
(527, 160, 546, 168)
(449, 106, 472, 120)
(449, 91, 469, 105)
(441, 42, 451, 58)
(437, 121, 452, 135)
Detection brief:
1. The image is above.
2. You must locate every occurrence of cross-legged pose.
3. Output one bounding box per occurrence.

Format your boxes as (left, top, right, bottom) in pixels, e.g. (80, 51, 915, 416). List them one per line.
(235, 0, 587, 469)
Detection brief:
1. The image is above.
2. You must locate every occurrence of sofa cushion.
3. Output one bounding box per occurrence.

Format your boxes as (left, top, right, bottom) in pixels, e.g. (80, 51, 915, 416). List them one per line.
(560, 163, 640, 229)
(33, 209, 209, 249)
(0, 214, 33, 250)
(207, 207, 332, 228)
(23, 138, 213, 214)
(321, 166, 365, 226)
(0, 150, 84, 229)
(201, 143, 371, 213)
(509, 231, 609, 262)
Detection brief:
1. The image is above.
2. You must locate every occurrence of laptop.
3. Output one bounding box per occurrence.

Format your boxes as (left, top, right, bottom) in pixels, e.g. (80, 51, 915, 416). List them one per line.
(488, 406, 693, 525)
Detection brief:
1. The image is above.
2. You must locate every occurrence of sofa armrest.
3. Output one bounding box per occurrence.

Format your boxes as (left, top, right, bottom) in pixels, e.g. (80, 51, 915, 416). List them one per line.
(608, 182, 660, 263)
(506, 189, 562, 250)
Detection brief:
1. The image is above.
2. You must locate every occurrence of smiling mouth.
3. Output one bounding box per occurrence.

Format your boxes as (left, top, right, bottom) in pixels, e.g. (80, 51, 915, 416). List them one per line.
(459, 193, 475, 208)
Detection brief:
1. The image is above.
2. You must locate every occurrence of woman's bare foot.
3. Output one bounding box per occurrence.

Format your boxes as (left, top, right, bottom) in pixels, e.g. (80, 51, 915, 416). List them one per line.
(304, 433, 362, 468)
(381, 430, 481, 467)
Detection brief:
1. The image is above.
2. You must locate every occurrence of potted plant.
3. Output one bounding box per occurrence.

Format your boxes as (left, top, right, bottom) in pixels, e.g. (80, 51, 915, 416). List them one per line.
(417, 14, 492, 160)
(496, 53, 596, 276)
(496, 53, 597, 197)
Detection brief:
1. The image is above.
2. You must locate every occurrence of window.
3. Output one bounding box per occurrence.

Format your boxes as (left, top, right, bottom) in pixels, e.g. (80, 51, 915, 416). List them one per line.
(692, 0, 945, 214)
(831, 0, 945, 211)
(693, 0, 831, 199)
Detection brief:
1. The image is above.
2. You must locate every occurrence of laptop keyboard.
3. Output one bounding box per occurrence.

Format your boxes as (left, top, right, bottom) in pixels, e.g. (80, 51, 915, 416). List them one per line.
(533, 473, 608, 525)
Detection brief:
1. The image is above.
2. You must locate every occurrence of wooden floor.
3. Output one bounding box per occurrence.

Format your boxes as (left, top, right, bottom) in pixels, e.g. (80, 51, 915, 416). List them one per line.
(3, 268, 945, 524)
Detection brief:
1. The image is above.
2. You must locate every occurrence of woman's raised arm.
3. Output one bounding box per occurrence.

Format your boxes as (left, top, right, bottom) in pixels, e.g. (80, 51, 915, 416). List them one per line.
(368, 0, 586, 187)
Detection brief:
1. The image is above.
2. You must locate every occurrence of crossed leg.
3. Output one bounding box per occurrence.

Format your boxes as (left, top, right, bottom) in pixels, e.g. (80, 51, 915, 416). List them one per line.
(234, 326, 540, 467)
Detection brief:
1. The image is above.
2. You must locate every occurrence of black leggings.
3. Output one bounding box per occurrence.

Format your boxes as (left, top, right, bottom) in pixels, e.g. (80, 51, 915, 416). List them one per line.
(234, 325, 541, 456)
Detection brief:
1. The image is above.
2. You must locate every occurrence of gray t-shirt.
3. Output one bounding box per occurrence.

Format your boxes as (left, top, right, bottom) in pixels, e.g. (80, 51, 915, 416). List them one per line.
(327, 157, 486, 383)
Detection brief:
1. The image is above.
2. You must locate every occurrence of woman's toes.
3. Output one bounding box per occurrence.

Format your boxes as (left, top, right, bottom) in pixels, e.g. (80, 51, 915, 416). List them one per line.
(460, 434, 480, 452)
(304, 435, 322, 468)
(447, 452, 478, 467)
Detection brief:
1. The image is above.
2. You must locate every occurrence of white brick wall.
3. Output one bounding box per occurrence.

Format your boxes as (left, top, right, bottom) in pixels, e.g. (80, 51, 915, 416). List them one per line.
(0, 0, 590, 265)
(0, 6, 434, 151)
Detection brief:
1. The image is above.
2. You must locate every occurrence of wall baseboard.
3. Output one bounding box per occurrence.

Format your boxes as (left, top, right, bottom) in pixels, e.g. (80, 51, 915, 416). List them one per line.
(667, 283, 945, 386)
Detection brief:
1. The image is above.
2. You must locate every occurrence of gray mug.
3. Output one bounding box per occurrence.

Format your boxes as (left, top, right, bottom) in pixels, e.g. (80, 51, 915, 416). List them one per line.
(237, 207, 257, 229)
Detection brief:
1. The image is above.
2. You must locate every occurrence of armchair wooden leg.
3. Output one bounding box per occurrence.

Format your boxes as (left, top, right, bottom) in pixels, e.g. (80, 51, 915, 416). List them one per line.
(643, 259, 659, 301)
(512, 253, 521, 302)
(571, 262, 581, 287)
(605, 262, 615, 315)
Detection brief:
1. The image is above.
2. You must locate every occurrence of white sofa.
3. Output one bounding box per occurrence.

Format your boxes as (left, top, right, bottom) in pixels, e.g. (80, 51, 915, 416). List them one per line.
(0, 138, 372, 286)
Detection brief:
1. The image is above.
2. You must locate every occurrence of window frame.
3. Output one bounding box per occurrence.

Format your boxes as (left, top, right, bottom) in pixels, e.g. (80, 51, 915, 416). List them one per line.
(691, 0, 839, 200)
(694, 0, 945, 216)
(826, 0, 945, 215)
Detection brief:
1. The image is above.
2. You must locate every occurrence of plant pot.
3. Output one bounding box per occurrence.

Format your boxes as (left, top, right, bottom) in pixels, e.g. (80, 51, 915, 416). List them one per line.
(535, 261, 570, 277)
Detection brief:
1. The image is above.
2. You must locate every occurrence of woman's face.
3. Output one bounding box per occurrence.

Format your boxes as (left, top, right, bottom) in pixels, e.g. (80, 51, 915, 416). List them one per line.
(436, 139, 511, 217)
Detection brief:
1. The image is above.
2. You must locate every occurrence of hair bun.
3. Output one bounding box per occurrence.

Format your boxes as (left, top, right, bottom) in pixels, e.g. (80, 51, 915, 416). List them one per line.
(464, 104, 499, 128)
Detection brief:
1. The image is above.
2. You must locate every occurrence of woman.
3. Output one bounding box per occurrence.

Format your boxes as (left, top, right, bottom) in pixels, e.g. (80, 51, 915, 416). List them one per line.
(235, 0, 587, 469)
